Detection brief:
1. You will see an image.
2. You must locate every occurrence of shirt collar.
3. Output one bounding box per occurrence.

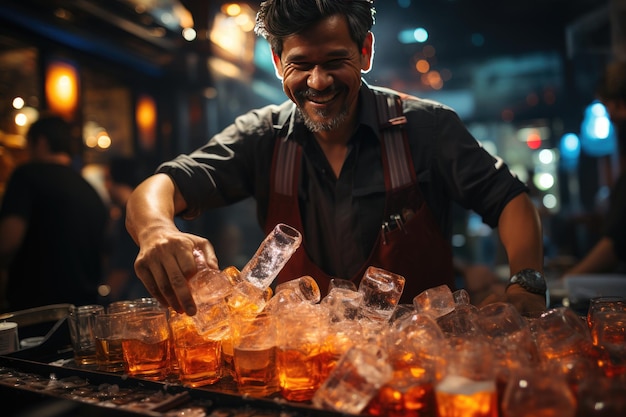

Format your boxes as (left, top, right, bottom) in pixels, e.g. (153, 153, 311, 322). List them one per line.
(358, 81, 381, 134)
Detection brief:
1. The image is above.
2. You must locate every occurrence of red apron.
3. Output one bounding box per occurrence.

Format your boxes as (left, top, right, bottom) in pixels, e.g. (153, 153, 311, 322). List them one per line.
(265, 91, 455, 304)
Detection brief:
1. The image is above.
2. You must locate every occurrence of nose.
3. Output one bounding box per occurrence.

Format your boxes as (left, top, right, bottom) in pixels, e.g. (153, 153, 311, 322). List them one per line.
(307, 65, 333, 91)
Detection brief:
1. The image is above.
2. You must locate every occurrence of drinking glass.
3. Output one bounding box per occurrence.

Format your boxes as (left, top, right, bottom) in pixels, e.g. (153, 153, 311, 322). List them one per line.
(168, 308, 223, 387)
(501, 367, 576, 417)
(478, 302, 540, 377)
(68, 304, 105, 366)
(587, 296, 626, 329)
(576, 372, 626, 416)
(230, 311, 279, 397)
(276, 304, 328, 401)
(188, 257, 234, 336)
(435, 337, 498, 417)
(94, 311, 129, 372)
(312, 345, 392, 415)
(589, 309, 626, 377)
(366, 313, 445, 417)
(436, 304, 482, 338)
(531, 307, 597, 393)
(121, 309, 171, 380)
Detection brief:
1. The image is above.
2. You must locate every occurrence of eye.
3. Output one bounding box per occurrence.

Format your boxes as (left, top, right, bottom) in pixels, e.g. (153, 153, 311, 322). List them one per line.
(290, 62, 314, 71)
(324, 59, 347, 70)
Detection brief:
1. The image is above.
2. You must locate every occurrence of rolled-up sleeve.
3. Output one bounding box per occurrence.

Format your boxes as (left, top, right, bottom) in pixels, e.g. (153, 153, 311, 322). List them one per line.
(438, 109, 527, 227)
(406, 100, 528, 229)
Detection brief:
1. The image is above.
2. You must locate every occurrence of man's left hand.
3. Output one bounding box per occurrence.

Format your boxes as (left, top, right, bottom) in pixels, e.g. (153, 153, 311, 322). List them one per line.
(479, 283, 546, 314)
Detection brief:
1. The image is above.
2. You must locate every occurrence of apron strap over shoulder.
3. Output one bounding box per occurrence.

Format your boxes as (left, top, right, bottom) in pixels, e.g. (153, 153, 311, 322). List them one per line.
(374, 92, 417, 190)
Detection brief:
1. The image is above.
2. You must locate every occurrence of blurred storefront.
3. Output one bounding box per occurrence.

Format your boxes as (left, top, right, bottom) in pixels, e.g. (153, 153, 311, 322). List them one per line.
(0, 0, 276, 253)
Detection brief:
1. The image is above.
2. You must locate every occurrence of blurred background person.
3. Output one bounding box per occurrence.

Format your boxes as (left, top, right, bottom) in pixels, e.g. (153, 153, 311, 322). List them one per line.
(100, 155, 151, 302)
(564, 61, 626, 277)
(0, 114, 108, 312)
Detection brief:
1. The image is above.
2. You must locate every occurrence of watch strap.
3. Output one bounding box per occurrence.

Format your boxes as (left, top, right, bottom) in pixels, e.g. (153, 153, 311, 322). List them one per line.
(507, 269, 547, 295)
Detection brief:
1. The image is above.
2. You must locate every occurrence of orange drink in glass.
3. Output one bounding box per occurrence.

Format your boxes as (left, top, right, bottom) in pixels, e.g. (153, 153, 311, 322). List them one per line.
(231, 311, 279, 397)
(121, 310, 170, 380)
(169, 309, 224, 387)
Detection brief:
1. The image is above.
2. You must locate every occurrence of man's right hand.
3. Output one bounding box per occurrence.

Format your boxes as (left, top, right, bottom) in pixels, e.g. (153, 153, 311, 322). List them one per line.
(126, 173, 219, 316)
(133, 229, 218, 316)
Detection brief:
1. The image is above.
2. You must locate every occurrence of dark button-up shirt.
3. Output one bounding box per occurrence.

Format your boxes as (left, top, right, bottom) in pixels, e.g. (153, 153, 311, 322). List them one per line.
(157, 83, 527, 278)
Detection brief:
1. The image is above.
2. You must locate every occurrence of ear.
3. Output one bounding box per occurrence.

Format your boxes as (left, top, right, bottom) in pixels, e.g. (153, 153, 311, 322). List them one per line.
(271, 49, 284, 80)
(360, 32, 374, 73)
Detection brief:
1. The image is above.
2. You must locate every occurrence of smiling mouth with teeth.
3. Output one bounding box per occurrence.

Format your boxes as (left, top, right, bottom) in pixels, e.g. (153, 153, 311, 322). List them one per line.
(299, 87, 339, 104)
(310, 97, 332, 104)
(308, 92, 337, 104)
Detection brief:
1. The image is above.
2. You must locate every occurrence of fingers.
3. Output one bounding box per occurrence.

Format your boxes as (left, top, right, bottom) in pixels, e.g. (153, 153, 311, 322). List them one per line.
(171, 245, 199, 315)
(501, 284, 547, 314)
(133, 235, 210, 316)
(195, 240, 218, 270)
(477, 293, 502, 308)
(134, 260, 169, 309)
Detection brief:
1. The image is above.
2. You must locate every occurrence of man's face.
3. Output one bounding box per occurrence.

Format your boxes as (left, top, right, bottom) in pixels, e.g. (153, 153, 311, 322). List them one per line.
(272, 15, 373, 133)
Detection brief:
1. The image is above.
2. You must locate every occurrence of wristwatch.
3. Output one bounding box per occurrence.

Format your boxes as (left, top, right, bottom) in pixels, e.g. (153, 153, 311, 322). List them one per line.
(507, 269, 547, 295)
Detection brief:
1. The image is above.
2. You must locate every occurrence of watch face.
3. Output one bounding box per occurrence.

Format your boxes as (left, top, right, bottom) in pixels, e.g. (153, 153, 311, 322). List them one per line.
(512, 269, 547, 294)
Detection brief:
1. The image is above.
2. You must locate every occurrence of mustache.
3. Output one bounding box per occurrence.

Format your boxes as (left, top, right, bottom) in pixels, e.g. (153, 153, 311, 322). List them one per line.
(295, 87, 337, 100)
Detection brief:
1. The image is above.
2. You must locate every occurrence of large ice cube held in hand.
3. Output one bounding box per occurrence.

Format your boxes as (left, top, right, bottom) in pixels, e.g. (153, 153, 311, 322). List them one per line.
(240, 223, 302, 290)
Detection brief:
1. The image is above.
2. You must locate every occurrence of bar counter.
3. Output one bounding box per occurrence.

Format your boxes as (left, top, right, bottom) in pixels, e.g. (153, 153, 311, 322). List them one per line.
(3, 296, 626, 417)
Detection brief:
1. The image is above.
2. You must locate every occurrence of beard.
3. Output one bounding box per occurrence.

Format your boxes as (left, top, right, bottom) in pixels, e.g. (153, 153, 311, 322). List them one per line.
(294, 89, 350, 133)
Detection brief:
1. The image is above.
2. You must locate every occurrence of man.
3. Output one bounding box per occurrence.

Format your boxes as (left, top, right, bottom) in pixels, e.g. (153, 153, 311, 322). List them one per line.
(0, 115, 108, 312)
(565, 61, 626, 275)
(126, 0, 546, 316)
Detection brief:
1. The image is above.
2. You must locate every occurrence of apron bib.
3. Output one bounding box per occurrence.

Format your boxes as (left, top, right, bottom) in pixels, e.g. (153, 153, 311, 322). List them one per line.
(265, 91, 454, 303)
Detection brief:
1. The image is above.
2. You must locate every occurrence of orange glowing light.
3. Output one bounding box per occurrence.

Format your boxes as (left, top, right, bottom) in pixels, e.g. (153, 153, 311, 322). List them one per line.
(426, 71, 443, 90)
(223, 3, 241, 16)
(45, 61, 79, 120)
(136, 94, 157, 150)
(416, 59, 430, 73)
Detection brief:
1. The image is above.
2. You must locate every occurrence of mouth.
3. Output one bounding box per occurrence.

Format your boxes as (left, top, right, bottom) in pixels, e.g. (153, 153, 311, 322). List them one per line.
(307, 92, 337, 105)
(298, 89, 340, 107)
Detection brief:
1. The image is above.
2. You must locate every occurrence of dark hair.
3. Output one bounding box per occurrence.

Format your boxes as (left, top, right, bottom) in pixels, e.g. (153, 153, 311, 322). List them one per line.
(27, 115, 76, 156)
(255, 0, 376, 57)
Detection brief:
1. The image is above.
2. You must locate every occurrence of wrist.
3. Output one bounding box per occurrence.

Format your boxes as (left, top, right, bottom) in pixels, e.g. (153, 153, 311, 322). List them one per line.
(506, 268, 547, 295)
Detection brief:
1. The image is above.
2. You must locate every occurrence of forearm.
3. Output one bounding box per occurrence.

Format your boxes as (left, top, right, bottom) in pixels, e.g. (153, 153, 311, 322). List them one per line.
(497, 193, 544, 274)
(125, 173, 187, 246)
(565, 237, 618, 276)
(125, 173, 217, 314)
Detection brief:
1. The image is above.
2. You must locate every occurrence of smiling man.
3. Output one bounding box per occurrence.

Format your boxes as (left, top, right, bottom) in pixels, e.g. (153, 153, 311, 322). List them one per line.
(126, 0, 546, 315)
